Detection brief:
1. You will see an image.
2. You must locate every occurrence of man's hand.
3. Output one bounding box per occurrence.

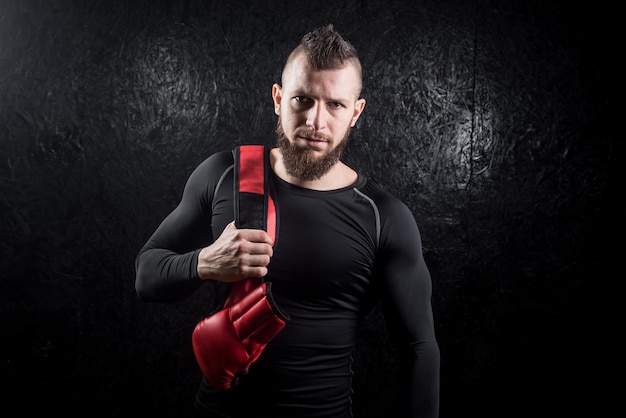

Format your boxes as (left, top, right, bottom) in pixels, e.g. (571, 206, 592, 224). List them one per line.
(197, 221, 274, 282)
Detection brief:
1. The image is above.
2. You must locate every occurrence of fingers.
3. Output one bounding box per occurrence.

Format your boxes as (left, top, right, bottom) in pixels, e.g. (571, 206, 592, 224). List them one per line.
(197, 222, 274, 282)
(230, 227, 273, 280)
(238, 264, 269, 279)
(235, 236, 273, 277)
(226, 223, 273, 259)
(227, 249, 271, 281)
(241, 250, 272, 266)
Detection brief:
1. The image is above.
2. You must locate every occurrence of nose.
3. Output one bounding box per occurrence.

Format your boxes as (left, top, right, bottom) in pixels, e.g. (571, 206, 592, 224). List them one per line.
(305, 103, 326, 131)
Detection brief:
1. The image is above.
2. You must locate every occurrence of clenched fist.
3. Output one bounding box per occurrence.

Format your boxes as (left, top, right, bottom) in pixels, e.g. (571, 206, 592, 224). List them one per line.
(197, 221, 274, 282)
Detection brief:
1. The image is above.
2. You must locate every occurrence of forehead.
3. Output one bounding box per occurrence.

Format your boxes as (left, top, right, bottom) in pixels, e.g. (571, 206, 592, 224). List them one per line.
(281, 53, 362, 100)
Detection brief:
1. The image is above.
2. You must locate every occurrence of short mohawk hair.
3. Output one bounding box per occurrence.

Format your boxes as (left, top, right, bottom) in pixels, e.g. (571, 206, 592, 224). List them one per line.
(281, 24, 363, 95)
(298, 24, 360, 71)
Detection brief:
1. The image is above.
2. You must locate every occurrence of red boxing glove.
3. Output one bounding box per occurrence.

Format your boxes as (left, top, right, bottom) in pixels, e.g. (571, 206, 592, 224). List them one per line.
(192, 282, 288, 390)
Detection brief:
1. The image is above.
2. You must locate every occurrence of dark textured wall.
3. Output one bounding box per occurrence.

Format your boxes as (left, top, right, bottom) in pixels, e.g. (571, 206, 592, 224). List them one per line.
(0, 0, 619, 416)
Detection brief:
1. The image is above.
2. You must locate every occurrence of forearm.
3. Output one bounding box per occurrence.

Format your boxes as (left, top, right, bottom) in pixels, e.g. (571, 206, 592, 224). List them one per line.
(404, 339, 441, 418)
(135, 246, 203, 302)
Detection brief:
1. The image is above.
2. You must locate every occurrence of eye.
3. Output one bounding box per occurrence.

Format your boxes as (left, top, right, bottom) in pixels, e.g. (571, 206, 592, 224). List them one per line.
(328, 102, 343, 109)
(294, 96, 310, 103)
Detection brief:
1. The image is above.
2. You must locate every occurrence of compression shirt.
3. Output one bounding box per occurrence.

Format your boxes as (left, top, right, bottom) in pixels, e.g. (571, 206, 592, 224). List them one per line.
(135, 148, 440, 418)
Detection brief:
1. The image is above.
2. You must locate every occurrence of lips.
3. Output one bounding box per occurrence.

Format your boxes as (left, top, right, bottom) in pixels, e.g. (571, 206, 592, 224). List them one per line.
(297, 136, 328, 149)
(303, 136, 325, 143)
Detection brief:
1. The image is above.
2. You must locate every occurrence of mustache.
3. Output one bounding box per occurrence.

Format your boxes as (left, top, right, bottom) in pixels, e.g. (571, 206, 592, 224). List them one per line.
(293, 127, 332, 142)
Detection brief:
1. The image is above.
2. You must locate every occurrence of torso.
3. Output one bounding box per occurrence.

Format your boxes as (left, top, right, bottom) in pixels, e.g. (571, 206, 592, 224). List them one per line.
(204, 149, 385, 417)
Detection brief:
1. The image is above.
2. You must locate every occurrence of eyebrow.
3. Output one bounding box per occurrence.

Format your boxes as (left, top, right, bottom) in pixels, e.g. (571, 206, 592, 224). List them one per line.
(291, 88, 351, 105)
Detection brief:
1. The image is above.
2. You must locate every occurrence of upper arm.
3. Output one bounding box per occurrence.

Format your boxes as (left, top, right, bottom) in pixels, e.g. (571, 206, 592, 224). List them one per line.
(376, 201, 436, 350)
(144, 151, 233, 254)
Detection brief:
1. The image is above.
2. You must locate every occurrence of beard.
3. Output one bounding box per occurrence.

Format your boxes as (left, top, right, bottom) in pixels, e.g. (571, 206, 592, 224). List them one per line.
(275, 117, 351, 182)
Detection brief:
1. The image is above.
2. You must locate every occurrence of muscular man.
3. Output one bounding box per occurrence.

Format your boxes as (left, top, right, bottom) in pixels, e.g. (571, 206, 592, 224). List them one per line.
(135, 24, 440, 418)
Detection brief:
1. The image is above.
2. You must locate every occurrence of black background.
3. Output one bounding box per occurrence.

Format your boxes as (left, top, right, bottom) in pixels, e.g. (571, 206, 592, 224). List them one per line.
(0, 0, 620, 416)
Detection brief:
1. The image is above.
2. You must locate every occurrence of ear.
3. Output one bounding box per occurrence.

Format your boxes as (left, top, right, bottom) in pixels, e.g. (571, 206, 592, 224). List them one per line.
(272, 84, 282, 116)
(350, 98, 366, 127)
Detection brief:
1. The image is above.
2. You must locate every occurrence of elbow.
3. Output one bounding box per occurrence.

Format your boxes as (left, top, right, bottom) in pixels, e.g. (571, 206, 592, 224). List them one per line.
(134, 267, 151, 301)
(134, 276, 149, 301)
(134, 255, 156, 302)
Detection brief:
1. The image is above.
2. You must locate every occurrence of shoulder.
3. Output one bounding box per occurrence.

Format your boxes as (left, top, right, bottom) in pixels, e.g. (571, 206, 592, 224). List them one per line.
(192, 150, 234, 176)
(183, 150, 234, 200)
(357, 178, 420, 242)
(358, 178, 410, 215)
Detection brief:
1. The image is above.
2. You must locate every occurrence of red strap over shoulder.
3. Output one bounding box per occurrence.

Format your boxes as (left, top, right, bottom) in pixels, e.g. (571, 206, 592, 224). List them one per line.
(234, 145, 276, 243)
(238, 145, 265, 195)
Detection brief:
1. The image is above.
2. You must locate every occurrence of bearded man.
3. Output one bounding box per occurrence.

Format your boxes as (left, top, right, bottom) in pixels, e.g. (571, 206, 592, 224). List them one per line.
(135, 24, 440, 418)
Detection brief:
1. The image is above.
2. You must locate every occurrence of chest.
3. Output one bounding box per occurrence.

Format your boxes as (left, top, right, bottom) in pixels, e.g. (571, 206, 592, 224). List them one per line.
(210, 176, 380, 309)
(267, 187, 379, 306)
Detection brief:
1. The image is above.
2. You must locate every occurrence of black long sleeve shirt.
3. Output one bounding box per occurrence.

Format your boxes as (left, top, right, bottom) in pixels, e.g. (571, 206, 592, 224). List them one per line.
(135, 148, 440, 417)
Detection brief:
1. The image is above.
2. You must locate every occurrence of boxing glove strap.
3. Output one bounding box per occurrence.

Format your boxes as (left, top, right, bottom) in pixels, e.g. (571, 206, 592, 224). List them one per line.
(233, 145, 276, 243)
(192, 145, 288, 391)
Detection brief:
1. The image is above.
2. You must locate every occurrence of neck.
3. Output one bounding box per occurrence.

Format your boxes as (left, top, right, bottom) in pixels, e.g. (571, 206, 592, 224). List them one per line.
(269, 148, 357, 191)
